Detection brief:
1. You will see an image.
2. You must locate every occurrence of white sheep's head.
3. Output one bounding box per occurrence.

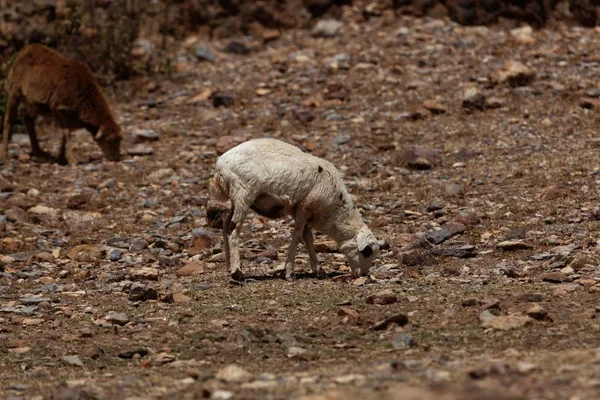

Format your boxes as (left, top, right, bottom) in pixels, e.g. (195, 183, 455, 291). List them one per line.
(339, 226, 383, 277)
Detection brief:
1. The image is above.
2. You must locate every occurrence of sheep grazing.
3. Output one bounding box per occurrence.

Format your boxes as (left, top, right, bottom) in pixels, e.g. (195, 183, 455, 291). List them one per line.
(1, 44, 122, 164)
(210, 138, 383, 281)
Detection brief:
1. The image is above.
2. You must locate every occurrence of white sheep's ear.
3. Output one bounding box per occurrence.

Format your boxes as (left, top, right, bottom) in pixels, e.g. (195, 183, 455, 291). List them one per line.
(356, 227, 373, 252)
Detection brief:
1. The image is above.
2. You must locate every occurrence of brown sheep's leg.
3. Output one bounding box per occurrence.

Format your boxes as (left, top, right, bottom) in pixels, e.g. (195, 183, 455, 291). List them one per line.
(0, 90, 20, 162)
(54, 131, 69, 166)
(23, 103, 51, 160)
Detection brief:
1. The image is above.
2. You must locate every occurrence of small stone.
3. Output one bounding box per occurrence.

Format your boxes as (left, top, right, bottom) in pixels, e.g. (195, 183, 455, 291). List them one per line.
(392, 333, 416, 349)
(540, 272, 568, 283)
(61, 355, 84, 367)
(539, 184, 572, 200)
(36, 252, 54, 262)
(372, 313, 409, 330)
(485, 96, 505, 108)
(107, 248, 123, 262)
(366, 289, 397, 305)
(431, 245, 477, 259)
(402, 146, 441, 170)
(216, 364, 253, 383)
(105, 312, 130, 326)
(117, 347, 148, 359)
(424, 229, 452, 244)
(66, 244, 103, 262)
(129, 267, 159, 281)
(173, 293, 192, 303)
(22, 318, 44, 326)
(482, 315, 533, 330)
(311, 19, 342, 37)
(494, 60, 535, 87)
(225, 40, 251, 55)
(568, 257, 593, 271)
(176, 261, 204, 277)
(133, 129, 160, 143)
(422, 99, 446, 114)
(497, 241, 532, 251)
(212, 93, 234, 108)
(194, 45, 215, 63)
(526, 304, 551, 321)
(5, 207, 26, 222)
(128, 237, 148, 252)
(27, 205, 58, 218)
(147, 168, 175, 183)
(444, 183, 465, 196)
(127, 143, 154, 156)
(426, 201, 445, 212)
(337, 307, 359, 318)
(128, 282, 158, 301)
(97, 178, 116, 190)
(462, 86, 485, 111)
(188, 229, 214, 254)
(66, 194, 91, 210)
(462, 298, 481, 307)
(287, 346, 315, 361)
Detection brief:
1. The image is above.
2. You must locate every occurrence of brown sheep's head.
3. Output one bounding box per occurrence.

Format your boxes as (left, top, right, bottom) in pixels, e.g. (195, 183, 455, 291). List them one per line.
(95, 124, 122, 162)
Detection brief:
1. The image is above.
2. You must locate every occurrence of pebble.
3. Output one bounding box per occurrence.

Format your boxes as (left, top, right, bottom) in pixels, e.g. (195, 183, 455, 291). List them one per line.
(128, 282, 158, 301)
(133, 128, 160, 143)
(366, 289, 397, 305)
(372, 313, 409, 330)
(61, 355, 84, 367)
(66, 244, 103, 262)
(392, 333, 416, 349)
(176, 261, 204, 276)
(540, 272, 568, 283)
(424, 228, 452, 244)
(216, 364, 253, 383)
(461, 86, 485, 111)
(105, 312, 130, 326)
(311, 19, 342, 37)
(497, 241, 532, 251)
(194, 45, 215, 62)
(482, 315, 533, 330)
(211, 93, 234, 108)
(526, 304, 550, 321)
(107, 248, 123, 262)
(444, 183, 465, 196)
(5, 207, 26, 222)
(494, 60, 535, 87)
(97, 178, 116, 190)
(129, 267, 159, 281)
(127, 144, 154, 156)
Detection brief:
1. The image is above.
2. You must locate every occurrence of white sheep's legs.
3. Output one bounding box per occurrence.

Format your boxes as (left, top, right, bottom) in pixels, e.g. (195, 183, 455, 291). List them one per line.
(303, 226, 325, 279)
(226, 195, 253, 282)
(222, 206, 234, 277)
(285, 217, 307, 281)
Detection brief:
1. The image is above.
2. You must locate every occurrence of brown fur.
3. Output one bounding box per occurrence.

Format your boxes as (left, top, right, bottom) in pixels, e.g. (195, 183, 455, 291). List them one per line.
(1, 44, 122, 164)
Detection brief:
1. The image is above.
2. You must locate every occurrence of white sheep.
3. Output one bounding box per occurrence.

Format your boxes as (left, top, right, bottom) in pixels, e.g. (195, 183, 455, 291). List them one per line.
(210, 138, 383, 281)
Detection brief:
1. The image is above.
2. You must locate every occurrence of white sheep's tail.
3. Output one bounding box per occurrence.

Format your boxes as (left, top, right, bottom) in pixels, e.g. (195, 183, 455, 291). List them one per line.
(210, 172, 230, 202)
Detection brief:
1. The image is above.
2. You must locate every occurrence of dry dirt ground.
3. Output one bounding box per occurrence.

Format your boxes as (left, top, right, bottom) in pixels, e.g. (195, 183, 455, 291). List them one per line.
(3, 14, 600, 400)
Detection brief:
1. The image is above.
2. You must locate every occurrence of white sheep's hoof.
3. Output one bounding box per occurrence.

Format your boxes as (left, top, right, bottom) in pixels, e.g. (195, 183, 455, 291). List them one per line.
(230, 269, 245, 283)
(315, 268, 327, 279)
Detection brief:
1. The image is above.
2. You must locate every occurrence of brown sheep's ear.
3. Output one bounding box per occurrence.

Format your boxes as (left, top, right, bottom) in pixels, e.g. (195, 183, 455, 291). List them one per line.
(95, 130, 104, 140)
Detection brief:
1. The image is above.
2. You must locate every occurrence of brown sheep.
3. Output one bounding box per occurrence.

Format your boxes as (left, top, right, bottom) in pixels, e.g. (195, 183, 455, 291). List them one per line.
(1, 44, 122, 164)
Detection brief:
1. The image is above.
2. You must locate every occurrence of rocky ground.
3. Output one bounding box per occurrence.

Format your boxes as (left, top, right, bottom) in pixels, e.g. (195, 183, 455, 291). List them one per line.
(3, 12, 600, 400)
